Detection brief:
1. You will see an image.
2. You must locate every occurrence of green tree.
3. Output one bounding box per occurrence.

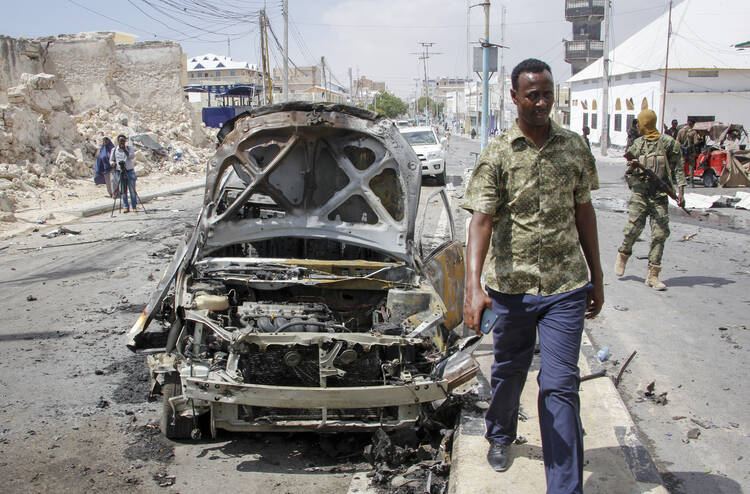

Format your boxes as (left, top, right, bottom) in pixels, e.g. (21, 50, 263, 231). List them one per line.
(367, 91, 408, 118)
(416, 96, 444, 119)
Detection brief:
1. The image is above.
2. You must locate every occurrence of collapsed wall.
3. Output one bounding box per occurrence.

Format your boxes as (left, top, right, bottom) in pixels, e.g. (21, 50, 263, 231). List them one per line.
(0, 32, 212, 221)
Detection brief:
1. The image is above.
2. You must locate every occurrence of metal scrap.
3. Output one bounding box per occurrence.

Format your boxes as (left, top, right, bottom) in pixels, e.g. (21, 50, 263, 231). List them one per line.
(41, 226, 80, 238)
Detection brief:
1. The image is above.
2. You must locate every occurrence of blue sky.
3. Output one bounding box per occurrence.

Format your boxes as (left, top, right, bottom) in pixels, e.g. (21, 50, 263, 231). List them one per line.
(2, 0, 671, 97)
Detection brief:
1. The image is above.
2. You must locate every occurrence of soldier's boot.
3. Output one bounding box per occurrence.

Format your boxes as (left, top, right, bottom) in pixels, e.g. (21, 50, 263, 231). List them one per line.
(646, 264, 667, 291)
(614, 252, 630, 277)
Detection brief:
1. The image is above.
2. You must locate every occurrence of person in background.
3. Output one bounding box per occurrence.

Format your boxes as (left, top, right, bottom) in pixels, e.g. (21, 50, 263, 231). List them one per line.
(676, 119, 699, 187)
(665, 119, 679, 139)
(582, 125, 591, 148)
(626, 118, 640, 149)
(615, 109, 686, 290)
(94, 137, 115, 198)
(110, 134, 137, 213)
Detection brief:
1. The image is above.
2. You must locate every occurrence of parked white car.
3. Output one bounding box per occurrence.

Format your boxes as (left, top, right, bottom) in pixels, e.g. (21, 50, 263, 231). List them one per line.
(400, 126, 446, 185)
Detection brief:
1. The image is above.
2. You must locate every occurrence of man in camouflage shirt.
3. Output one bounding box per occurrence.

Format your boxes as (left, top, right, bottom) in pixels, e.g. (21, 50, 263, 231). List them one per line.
(676, 118, 699, 187)
(615, 109, 686, 290)
(462, 59, 603, 493)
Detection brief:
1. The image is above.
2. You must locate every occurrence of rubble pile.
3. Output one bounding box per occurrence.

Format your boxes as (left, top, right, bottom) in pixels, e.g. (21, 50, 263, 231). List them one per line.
(0, 70, 213, 222)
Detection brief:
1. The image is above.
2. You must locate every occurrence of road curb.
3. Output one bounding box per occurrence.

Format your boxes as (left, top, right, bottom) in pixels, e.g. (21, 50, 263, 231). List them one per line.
(447, 331, 669, 493)
(70, 182, 204, 217)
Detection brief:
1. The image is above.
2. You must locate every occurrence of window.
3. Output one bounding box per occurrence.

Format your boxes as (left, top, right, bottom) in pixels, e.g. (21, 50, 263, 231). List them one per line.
(626, 114, 636, 130)
(230, 70, 236, 76)
(614, 114, 622, 131)
(581, 100, 588, 110)
(583, 113, 589, 127)
(688, 115, 715, 123)
(626, 98, 634, 110)
(216, 71, 221, 76)
(615, 75, 622, 81)
(641, 98, 649, 110)
(615, 98, 621, 111)
(641, 71, 651, 78)
(592, 113, 598, 129)
(628, 72, 637, 79)
(592, 99, 598, 110)
(688, 70, 719, 78)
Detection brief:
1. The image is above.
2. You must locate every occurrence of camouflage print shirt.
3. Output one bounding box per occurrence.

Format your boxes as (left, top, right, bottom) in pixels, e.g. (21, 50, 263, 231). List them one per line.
(461, 119, 599, 296)
(627, 134, 687, 196)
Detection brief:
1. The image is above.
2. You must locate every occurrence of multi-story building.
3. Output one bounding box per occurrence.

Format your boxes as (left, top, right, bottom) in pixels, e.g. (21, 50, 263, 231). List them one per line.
(187, 53, 262, 87)
(564, 0, 604, 76)
(568, 0, 750, 148)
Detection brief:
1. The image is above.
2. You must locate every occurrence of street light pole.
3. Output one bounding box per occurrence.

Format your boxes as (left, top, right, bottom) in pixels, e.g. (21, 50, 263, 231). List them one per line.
(282, 0, 289, 102)
(600, 0, 611, 156)
(481, 1, 490, 151)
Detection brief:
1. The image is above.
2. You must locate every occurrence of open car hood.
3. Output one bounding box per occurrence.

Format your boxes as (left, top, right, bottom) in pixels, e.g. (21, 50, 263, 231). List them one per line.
(202, 103, 422, 261)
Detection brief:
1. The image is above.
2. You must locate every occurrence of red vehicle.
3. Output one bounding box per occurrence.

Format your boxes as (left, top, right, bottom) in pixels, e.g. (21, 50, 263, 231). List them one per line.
(693, 150, 727, 187)
(685, 123, 748, 187)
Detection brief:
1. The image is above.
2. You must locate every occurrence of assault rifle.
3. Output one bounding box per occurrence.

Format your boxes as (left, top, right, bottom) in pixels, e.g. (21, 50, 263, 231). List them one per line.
(623, 152, 693, 217)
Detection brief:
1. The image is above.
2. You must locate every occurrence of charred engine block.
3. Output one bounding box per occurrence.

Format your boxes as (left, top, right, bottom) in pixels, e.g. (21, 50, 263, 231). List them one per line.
(236, 301, 333, 333)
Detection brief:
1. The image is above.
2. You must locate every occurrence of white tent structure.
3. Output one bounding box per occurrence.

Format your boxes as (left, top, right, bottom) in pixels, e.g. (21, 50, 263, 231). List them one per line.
(567, 0, 750, 148)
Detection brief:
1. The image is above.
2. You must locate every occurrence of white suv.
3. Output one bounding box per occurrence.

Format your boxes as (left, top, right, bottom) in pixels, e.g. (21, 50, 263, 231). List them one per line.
(400, 126, 446, 185)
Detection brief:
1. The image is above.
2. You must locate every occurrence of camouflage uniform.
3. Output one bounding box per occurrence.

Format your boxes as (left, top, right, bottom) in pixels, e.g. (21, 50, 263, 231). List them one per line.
(618, 134, 686, 266)
(676, 125, 700, 185)
(461, 119, 599, 295)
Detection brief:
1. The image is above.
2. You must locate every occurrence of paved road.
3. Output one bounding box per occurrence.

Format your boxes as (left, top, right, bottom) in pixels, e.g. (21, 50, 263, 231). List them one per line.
(1, 134, 746, 494)
(0, 143, 477, 494)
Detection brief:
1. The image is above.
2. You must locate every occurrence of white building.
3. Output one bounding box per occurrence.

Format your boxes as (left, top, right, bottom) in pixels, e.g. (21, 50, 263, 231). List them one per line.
(568, 0, 750, 148)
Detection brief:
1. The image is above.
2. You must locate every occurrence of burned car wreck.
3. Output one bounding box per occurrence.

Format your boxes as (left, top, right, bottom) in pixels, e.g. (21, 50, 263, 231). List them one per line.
(126, 103, 477, 439)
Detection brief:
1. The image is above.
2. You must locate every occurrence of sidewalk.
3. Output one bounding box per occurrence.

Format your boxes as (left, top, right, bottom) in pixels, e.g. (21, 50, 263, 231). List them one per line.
(448, 331, 668, 494)
(71, 181, 204, 217)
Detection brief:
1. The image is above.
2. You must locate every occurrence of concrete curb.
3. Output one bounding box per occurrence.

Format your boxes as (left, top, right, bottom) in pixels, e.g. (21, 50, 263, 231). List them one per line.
(447, 331, 668, 494)
(70, 182, 204, 217)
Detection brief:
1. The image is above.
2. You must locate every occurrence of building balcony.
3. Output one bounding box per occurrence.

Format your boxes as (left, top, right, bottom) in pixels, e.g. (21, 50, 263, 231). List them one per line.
(565, 0, 605, 20)
(565, 39, 604, 63)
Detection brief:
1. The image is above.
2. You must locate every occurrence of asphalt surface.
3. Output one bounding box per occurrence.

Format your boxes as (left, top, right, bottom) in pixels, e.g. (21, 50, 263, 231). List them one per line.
(0, 134, 747, 493)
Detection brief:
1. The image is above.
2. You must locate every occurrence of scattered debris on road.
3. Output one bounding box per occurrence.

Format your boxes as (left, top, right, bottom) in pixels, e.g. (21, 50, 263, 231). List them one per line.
(643, 381, 668, 405)
(41, 226, 80, 238)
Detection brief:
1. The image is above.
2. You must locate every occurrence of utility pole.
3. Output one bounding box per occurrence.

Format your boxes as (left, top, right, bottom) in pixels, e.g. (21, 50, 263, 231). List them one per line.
(282, 0, 289, 102)
(259, 11, 266, 104)
(466, 0, 471, 81)
(321, 56, 327, 102)
(660, 0, 674, 132)
(348, 67, 353, 105)
(600, 0, 611, 156)
(480, 2, 490, 150)
(227, 37, 230, 58)
(417, 42, 441, 125)
(499, 4, 506, 132)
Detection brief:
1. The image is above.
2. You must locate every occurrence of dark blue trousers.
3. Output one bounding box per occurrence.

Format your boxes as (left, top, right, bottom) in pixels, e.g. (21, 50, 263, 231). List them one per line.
(484, 284, 590, 494)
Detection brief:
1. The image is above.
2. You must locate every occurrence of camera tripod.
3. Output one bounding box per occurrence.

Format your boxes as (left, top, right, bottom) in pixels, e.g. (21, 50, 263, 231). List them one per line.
(110, 166, 148, 217)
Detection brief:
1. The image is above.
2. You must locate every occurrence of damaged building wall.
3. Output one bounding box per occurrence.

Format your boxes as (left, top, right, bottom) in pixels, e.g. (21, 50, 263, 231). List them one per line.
(0, 32, 212, 222)
(0, 36, 46, 105)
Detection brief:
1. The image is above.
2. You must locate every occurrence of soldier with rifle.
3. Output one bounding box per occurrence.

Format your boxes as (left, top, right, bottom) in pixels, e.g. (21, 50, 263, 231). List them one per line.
(615, 109, 686, 290)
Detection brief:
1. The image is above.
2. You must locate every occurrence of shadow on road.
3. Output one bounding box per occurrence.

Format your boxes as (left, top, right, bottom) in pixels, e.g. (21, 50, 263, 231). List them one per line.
(194, 432, 369, 474)
(662, 276, 736, 288)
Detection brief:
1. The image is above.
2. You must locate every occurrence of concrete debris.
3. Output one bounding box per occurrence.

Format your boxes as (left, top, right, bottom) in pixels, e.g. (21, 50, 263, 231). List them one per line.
(26, 295, 37, 301)
(687, 428, 701, 440)
(0, 33, 215, 218)
(673, 191, 750, 210)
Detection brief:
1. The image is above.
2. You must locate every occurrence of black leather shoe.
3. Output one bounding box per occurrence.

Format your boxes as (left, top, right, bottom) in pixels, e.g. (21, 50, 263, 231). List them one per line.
(487, 442, 510, 472)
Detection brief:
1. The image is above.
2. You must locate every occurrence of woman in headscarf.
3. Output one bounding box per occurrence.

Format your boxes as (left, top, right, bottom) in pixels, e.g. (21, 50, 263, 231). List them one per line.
(94, 137, 116, 197)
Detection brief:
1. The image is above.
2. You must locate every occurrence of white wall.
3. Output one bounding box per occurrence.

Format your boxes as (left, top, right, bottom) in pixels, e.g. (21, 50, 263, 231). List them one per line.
(571, 69, 750, 148)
